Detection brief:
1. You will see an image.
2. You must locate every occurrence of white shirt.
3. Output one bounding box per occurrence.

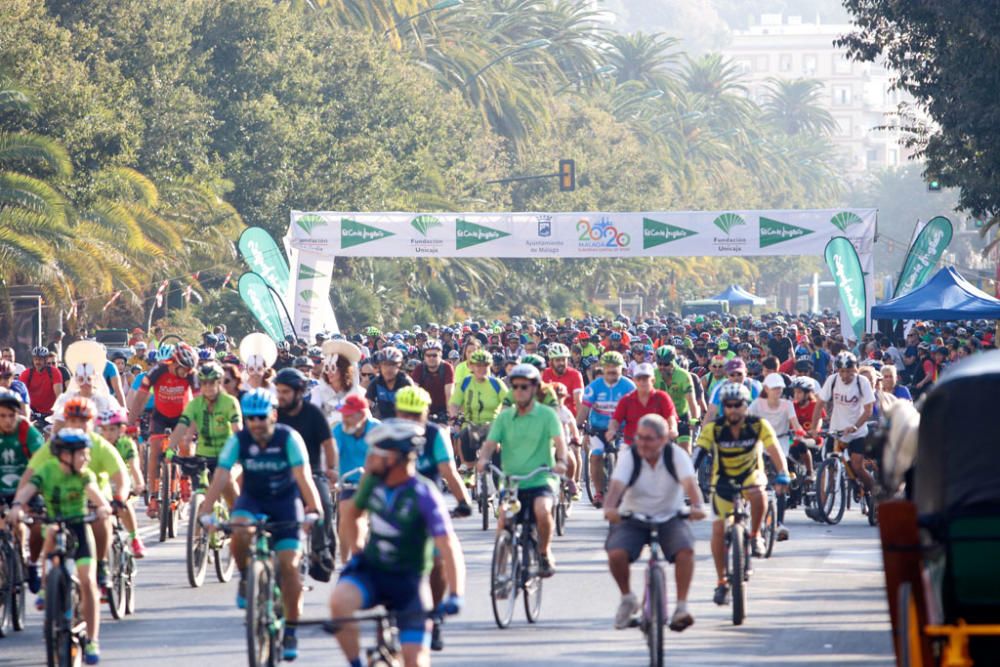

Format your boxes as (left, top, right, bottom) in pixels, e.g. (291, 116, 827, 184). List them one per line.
(819, 373, 876, 439)
(50, 391, 121, 422)
(556, 404, 576, 442)
(749, 398, 796, 438)
(611, 444, 695, 522)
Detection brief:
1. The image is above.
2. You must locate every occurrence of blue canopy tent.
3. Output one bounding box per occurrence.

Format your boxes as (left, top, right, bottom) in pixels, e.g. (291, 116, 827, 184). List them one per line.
(709, 284, 767, 307)
(871, 266, 1000, 321)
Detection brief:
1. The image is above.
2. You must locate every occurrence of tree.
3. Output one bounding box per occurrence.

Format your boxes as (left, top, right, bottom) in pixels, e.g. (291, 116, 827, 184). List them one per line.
(760, 78, 837, 136)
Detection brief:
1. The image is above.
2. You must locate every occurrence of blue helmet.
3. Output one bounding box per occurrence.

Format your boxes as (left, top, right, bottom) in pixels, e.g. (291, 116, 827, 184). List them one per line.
(156, 344, 176, 363)
(241, 388, 276, 418)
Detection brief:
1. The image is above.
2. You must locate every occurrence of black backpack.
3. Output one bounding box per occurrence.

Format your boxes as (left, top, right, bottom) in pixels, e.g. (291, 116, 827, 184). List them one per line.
(626, 443, 678, 487)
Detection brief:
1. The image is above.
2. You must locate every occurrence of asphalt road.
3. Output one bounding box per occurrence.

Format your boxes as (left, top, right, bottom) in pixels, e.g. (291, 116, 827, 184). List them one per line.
(2, 499, 894, 666)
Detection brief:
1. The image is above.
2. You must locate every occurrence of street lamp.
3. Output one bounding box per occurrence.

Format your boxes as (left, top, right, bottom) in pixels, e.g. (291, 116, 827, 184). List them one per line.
(555, 65, 617, 93)
(383, 0, 463, 38)
(465, 39, 551, 85)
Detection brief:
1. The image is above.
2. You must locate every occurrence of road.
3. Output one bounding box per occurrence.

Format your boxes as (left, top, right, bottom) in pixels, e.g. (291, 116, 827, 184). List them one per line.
(3, 500, 894, 666)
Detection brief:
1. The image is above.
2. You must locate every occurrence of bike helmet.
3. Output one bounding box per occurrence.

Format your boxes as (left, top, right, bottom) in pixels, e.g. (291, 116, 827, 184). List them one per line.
(507, 363, 541, 383)
(600, 351, 625, 367)
(492, 352, 505, 365)
(172, 343, 197, 369)
(63, 396, 97, 420)
(146, 350, 158, 363)
(834, 351, 857, 369)
(274, 367, 308, 391)
(379, 347, 404, 365)
(468, 349, 491, 365)
(197, 362, 224, 382)
(241, 388, 276, 417)
(520, 353, 546, 370)
(0, 387, 23, 411)
(293, 355, 314, 369)
(422, 339, 443, 353)
(364, 326, 382, 338)
(747, 360, 763, 376)
(31, 346, 49, 358)
(365, 418, 425, 454)
(609, 332, 623, 342)
(447, 349, 461, 361)
(791, 376, 815, 392)
(97, 409, 128, 427)
(655, 346, 676, 364)
(51, 428, 91, 454)
(156, 344, 176, 363)
(717, 382, 752, 405)
(395, 386, 432, 415)
(546, 343, 570, 359)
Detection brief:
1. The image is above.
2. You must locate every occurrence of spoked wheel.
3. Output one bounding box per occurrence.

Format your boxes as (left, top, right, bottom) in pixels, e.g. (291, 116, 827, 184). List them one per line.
(479, 475, 490, 531)
(246, 560, 274, 667)
(44, 570, 75, 667)
(554, 500, 566, 537)
(865, 491, 879, 526)
(490, 531, 517, 628)
(214, 504, 236, 583)
(0, 541, 12, 637)
(816, 459, 846, 525)
(728, 527, 746, 626)
(697, 452, 713, 502)
(762, 498, 777, 559)
(158, 462, 172, 543)
(647, 564, 666, 667)
(187, 495, 210, 587)
(582, 449, 593, 505)
(107, 535, 127, 619)
(124, 553, 136, 615)
(522, 534, 542, 623)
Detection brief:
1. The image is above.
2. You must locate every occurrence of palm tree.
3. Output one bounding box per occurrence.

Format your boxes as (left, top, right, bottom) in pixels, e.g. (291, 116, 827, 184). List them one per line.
(761, 78, 838, 136)
(602, 32, 680, 93)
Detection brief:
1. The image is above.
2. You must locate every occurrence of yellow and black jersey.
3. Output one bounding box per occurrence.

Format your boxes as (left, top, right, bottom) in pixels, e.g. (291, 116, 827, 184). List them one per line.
(696, 415, 779, 484)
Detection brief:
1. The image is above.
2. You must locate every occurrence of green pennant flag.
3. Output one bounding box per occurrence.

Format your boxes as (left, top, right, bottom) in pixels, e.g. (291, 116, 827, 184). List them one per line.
(642, 217, 697, 249)
(341, 218, 393, 248)
(824, 237, 867, 341)
(759, 216, 813, 248)
(238, 272, 285, 342)
(894, 216, 953, 297)
(238, 227, 290, 300)
(456, 218, 510, 250)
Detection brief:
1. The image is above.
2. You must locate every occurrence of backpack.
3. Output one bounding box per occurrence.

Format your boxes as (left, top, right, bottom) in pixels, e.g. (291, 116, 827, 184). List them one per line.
(626, 443, 678, 487)
(26, 365, 54, 386)
(460, 375, 503, 395)
(15, 419, 30, 459)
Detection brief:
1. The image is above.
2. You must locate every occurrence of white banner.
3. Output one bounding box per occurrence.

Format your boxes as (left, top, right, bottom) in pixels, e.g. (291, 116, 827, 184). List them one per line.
(287, 246, 339, 336)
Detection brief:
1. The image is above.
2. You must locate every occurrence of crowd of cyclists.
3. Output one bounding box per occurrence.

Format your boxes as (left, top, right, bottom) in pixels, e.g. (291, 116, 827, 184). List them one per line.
(0, 311, 993, 665)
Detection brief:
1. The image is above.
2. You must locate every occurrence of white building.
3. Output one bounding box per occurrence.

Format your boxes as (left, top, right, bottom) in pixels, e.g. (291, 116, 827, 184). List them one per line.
(722, 14, 913, 176)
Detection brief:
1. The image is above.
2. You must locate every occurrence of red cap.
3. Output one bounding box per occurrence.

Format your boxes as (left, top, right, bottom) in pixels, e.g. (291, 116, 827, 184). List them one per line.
(132, 327, 144, 333)
(338, 395, 368, 416)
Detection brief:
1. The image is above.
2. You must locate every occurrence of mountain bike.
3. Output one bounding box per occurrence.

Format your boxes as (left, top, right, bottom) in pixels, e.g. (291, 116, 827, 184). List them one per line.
(812, 430, 848, 525)
(40, 513, 94, 667)
(488, 464, 549, 628)
(582, 426, 621, 506)
(155, 429, 183, 542)
(0, 503, 27, 636)
(175, 456, 234, 587)
(106, 508, 136, 619)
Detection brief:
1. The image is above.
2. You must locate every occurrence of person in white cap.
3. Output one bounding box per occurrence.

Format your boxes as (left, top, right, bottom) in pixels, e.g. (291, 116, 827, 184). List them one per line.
(749, 372, 803, 541)
(607, 363, 678, 448)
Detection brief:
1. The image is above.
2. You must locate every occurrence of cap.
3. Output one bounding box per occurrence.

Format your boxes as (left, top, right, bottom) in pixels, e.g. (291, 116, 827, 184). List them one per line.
(633, 363, 656, 378)
(338, 395, 369, 416)
(763, 373, 786, 390)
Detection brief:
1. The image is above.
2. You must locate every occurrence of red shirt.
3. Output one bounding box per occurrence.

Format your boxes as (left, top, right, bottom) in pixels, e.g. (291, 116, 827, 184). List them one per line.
(411, 362, 455, 415)
(793, 398, 825, 433)
(142, 363, 197, 418)
(19, 365, 60, 414)
(778, 357, 796, 375)
(612, 389, 676, 445)
(542, 367, 584, 412)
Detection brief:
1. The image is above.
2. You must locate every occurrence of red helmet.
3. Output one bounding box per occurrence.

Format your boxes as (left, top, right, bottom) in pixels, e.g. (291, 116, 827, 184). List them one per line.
(172, 343, 197, 369)
(63, 396, 96, 420)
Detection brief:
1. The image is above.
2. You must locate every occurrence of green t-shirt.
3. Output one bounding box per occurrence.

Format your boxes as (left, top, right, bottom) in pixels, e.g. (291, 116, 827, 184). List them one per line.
(0, 421, 44, 495)
(487, 401, 561, 491)
(30, 458, 97, 520)
(177, 392, 242, 457)
(502, 383, 558, 409)
(654, 366, 693, 417)
(579, 343, 600, 359)
(29, 432, 127, 495)
(452, 361, 471, 393)
(450, 375, 508, 425)
(113, 436, 138, 463)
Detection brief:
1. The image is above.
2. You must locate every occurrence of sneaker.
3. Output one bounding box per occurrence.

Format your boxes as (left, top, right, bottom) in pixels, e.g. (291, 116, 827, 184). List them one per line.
(84, 640, 100, 665)
(131, 536, 147, 559)
(146, 497, 159, 519)
(430, 619, 444, 651)
(751, 535, 765, 558)
(35, 591, 45, 611)
(571, 489, 582, 502)
(713, 583, 729, 606)
(236, 579, 247, 609)
(27, 563, 41, 594)
(180, 477, 192, 503)
(592, 492, 604, 509)
(613, 592, 640, 629)
(281, 634, 298, 661)
(669, 607, 694, 632)
(538, 556, 556, 578)
(776, 524, 790, 542)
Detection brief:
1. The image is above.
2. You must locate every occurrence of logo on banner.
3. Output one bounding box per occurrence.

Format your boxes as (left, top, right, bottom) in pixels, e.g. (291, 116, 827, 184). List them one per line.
(341, 218, 394, 249)
(710, 213, 748, 253)
(577, 217, 631, 252)
(299, 289, 320, 302)
(296, 214, 327, 235)
(643, 218, 697, 249)
(713, 213, 745, 235)
(456, 219, 510, 250)
(537, 216, 552, 237)
(297, 264, 327, 280)
(759, 216, 813, 248)
(410, 215, 442, 236)
(830, 211, 863, 232)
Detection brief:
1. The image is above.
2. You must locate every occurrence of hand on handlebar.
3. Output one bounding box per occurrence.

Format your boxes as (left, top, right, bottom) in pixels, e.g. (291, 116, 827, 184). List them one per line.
(553, 461, 568, 476)
(604, 507, 622, 524)
(688, 506, 707, 521)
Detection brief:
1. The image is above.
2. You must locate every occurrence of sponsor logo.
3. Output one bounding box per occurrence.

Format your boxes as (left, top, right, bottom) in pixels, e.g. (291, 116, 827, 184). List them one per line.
(299, 289, 319, 302)
(711, 213, 748, 253)
(832, 252, 865, 320)
(759, 216, 814, 248)
(642, 218, 697, 249)
(295, 214, 327, 235)
(577, 217, 630, 252)
(712, 213, 746, 235)
(296, 264, 326, 280)
(410, 215, 442, 236)
(1, 449, 14, 464)
(537, 216, 552, 237)
(830, 211, 863, 232)
(456, 219, 510, 250)
(341, 218, 394, 249)
(898, 227, 946, 294)
(244, 239, 284, 290)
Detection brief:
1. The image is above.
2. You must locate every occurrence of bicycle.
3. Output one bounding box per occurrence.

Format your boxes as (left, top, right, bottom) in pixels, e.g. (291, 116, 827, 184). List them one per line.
(0, 503, 27, 636)
(175, 456, 234, 587)
(325, 607, 435, 667)
(106, 506, 136, 619)
(488, 464, 549, 629)
(154, 429, 184, 542)
(39, 513, 94, 667)
(553, 475, 573, 538)
(582, 426, 621, 506)
(620, 511, 690, 667)
(812, 428, 879, 526)
(721, 494, 753, 626)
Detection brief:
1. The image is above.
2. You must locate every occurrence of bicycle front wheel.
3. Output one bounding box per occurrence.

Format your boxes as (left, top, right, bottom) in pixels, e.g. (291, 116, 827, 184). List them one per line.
(43, 569, 73, 667)
(0, 539, 12, 637)
(647, 564, 665, 667)
(728, 527, 746, 626)
(554, 500, 565, 537)
(187, 494, 209, 587)
(11, 545, 26, 631)
(158, 461, 172, 543)
(107, 533, 127, 619)
(762, 498, 777, 559)
(490, 531, 517, 628)
(523, 535, 542, 623)
(817, 459, 846, 525)
(480, 475, 490, 531)
(246, 560, 274, 667)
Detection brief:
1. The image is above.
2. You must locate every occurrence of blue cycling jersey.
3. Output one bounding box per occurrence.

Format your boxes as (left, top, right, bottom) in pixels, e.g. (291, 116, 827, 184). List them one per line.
(582, 377, 636, 430)
(218, 424, 307, 498)
(333, 418, 380, 483)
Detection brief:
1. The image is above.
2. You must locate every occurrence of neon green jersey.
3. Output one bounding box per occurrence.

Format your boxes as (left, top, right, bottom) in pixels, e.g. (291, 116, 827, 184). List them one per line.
(29, 432, 126, 495)
(177, 392, 242, 457)
(654, 366, 693, 417)
(30, 459, 97, 520)
(449, 375, 508, 425)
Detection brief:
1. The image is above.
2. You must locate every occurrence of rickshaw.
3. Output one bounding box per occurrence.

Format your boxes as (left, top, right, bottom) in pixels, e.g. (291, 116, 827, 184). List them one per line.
(876, 351, 1000, 667)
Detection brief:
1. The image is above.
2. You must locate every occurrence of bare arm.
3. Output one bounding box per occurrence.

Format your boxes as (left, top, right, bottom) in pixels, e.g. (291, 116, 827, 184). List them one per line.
(109, 374, 127, 408)
(438, 461, 470, 505)
(321, 437, 338, 483)
(810, 399, 825, 436)
(169, 422, 196, 451)
(433, 531, 466, 598)
(128, 389, 150, 425)
(292, 464, 323, 517)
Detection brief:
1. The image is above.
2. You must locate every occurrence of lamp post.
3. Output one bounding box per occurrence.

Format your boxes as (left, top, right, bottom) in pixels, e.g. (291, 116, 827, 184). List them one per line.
(465, 39, 551, 86)
(383, 0, 463, 38)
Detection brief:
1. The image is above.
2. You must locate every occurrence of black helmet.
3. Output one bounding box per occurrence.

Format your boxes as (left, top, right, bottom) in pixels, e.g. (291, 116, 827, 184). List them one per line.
(274, 367, 308, 391)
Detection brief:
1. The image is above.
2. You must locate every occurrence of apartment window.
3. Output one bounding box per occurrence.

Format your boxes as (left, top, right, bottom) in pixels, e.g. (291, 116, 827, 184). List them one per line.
(867, 148, 880, 166)
(833, 85, 852, 106)
(833, 54, 852, 75)
(779, 54, 793, 72)
(735, 59, 752, 75)
(803, 54, 818, 74)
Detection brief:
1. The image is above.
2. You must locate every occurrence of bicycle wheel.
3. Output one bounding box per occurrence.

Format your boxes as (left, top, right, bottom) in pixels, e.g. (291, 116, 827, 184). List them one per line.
(603, 451, 617, 495)
(158, 461, 172, 543)
(246, 560, 274, 667)
(816, 459, 846, 525)
(0, 540, 11, 637)
(697, 452, 712, 502)
(867, 492, 879, 527)
(554, 500, 565, 537)
(107, 534, 127, 619)
(11, 546, 25, 631)
(647, 563, 666, 667)
(582, 449, 593, 504)
(728, 527, 746, 626)
(43, 569, 73, 667)
(124, 551, 136, 615)
(762, 498, 777, 559)
(187, 494, 210, 587)
(479, 475, 490, 531)
(523, 533, 542, 623)
(490, 531, 517, 628)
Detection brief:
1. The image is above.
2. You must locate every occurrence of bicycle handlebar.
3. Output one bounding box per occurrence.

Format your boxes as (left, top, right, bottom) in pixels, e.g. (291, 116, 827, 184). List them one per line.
(619, 510, 691, 524)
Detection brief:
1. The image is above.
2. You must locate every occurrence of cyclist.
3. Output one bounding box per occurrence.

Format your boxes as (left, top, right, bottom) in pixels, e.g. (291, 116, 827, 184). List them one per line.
(275, 368, 338, 578)
(449, 349, 508, 478)
(705, 358, 762, 422)
(608, 363, 677, 448)
(0, 388, 44, 582)
(198, 388, 324, 662)
(603, 414, 706, 631)
(128, 343, 199, 518)
(789, 376, 823, 481)
(810, 351, 877, 496)
(168, 362, 241, 508)
(700, 354, 728, 400)
(0, 361, 30, 414)
(366, 348, 413, 419)
(653, 347, 699, 453)
(542, 343, 584, 411)
(19, 346, 64, 418)
(695, 383, 789, 605)
(96, 409, 147, 558)
(410, 340, 454, 423)
(330, 419, 466, 667)
(332, 395, 378, 565)
(8, 429, 112, 665)
(477, 363, 568, 577)
(577, 351, 635, 508)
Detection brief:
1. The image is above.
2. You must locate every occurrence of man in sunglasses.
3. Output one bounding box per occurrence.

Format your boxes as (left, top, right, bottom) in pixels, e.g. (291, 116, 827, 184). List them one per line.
(700, 354, 728, 400)
(478, 364, 567, 578)
(695, 383, 789, 606)
(705, 358, 761, 422)
(411, 340, 454, 424)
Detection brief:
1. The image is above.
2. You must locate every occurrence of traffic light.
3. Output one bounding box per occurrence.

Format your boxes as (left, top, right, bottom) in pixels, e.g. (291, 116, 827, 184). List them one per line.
(559, 159, 575, 192)
(928, 179, 941, 192)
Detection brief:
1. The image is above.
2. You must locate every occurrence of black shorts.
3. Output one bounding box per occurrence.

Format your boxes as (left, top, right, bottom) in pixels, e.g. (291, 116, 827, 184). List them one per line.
(150, 411, 180, 436)
(515, 487, 553, 522)
(48, 521, 95, 564)
(605, 516, 694, 564)
(836, 436, 867, 457)
(459, 424, 490, 463)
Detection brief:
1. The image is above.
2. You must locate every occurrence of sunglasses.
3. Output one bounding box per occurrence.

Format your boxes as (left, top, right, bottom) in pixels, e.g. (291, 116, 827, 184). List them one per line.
(710, 364, 724, 370)
(728, 372, 745, 377)
(723, 401, 745, 409)
(246, 414, 269, 422)
(511, 383, 534, 391)
(361, 372, 376, 378)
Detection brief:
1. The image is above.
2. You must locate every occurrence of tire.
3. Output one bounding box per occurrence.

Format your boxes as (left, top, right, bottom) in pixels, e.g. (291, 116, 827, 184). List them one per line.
(729, 527, 746, 626)
(866, 492, 879, 527)
(647, 564, 666, 667)
(215, 503, 236, 583)
(159, 461, 171, 543)
(523, 533, 542, 623)
(44, 569, 72, 667)
(490, 531, 517, 629)
(762, 498, 777, 559)
(582, 450, 594, 505)
(817, 459, 846, 525)
(246, 560, 273, 667)
(0, 540, 11, 637)
(11, 547, 25, 631)
(555, 501, 565, 537)
(897, 582, 924, 667)
(107, 534, 127, 620)
(480, 475, 490, 532)
(604, 451, 617, 495)
(124, 552, 136, 616)
(697, 452, 713, 502)
(187, 495, 209, 588)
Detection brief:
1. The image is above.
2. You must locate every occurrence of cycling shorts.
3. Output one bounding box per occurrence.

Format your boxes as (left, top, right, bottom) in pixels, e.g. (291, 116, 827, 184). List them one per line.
(232, 493, 303, 552)
(676, 420, 691, 444)
(459, 423, 490, 464)
(587, 431, 620, 457)
(44, 521, 95, 566)
(150, 411, 180, 437)
(711, 472, 766, 518)
(338, 556, 431, 647)
(605, 515, 693, 564)
(835, 437, 866, 457)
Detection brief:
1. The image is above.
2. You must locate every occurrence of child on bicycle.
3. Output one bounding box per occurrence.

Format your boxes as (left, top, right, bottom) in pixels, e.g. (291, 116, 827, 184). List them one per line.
(96, 409, 146, 558)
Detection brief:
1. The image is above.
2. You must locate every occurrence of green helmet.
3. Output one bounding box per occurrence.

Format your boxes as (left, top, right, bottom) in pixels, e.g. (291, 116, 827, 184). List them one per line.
(468, 349, 491, 365)
(600, 351, 625, 367)
(546, 343, 570, 359)
(395, 386, 432, 414)
(364, 326, 382, 338)
(655, 346, 676, 363)
(520, 353, 547, 370)
(198, 362, 223, 381)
